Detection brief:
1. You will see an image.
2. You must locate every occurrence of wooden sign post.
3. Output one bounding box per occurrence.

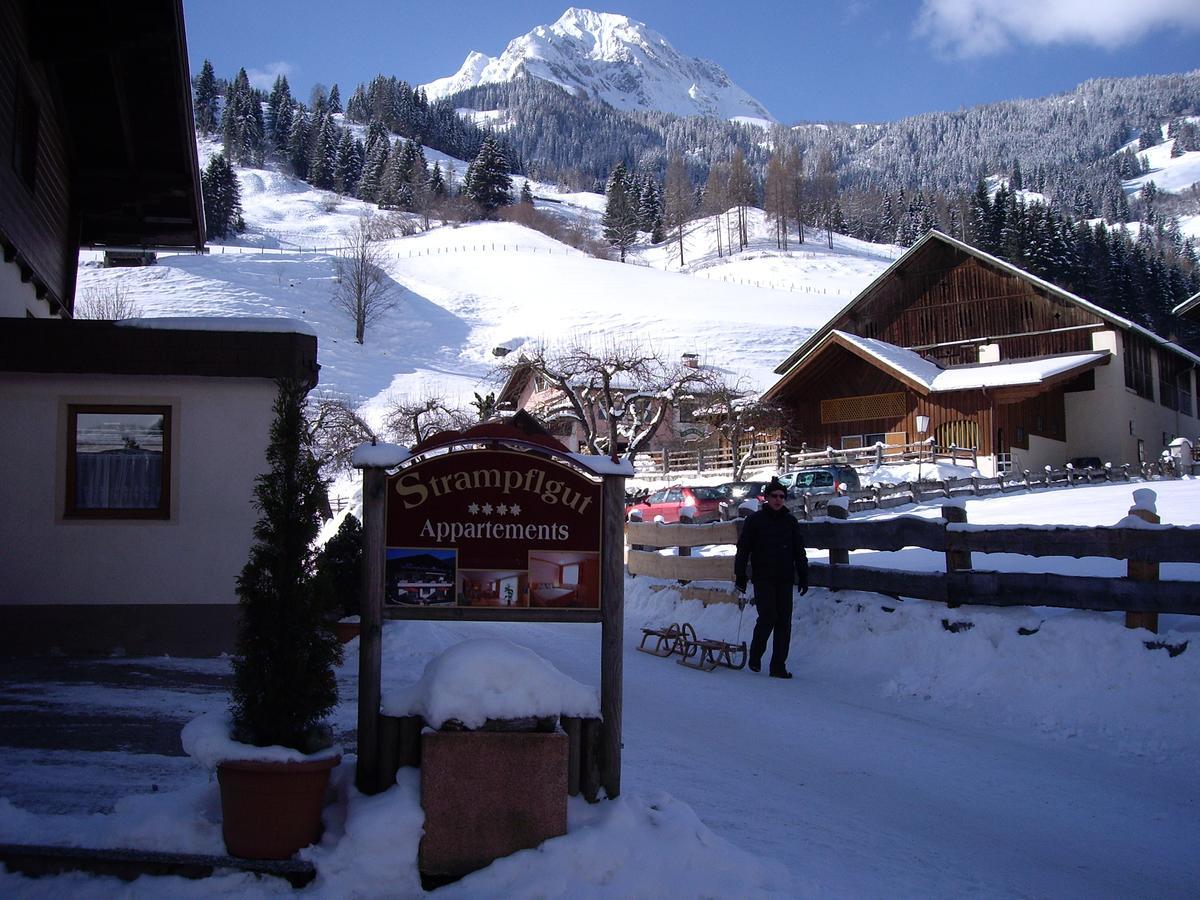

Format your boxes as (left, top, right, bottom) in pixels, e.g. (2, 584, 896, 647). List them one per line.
(353, 424, 625, 798)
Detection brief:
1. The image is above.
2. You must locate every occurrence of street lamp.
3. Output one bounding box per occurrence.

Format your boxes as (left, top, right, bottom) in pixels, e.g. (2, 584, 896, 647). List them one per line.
(915, 415, 930, 485)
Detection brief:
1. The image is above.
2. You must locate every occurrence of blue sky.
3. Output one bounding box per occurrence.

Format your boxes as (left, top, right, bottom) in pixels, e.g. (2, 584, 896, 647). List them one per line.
(183, 0, 1200, 124)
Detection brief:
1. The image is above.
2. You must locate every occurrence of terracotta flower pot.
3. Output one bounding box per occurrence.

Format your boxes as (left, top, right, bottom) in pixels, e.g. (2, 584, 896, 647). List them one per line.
(217, 754, 341, 859)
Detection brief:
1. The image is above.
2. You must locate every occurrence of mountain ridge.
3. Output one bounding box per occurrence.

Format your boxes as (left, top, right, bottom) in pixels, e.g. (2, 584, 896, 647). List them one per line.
(422, 7, 773, 123)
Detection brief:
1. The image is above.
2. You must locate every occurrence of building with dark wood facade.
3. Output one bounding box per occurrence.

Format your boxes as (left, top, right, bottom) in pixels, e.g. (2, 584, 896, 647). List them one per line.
(1175, 291, 1200, 323)
(0, 1, 320, 655)
(764, 231, 1199, 475)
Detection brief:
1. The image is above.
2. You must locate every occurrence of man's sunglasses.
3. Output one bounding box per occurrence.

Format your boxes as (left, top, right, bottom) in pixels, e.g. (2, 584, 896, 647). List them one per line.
(768, 492, 787, 499)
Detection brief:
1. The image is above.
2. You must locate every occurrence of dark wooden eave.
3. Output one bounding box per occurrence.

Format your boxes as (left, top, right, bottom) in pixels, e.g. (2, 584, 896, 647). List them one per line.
(25, 0, 204, 249)
(1175, 291, 1200, 321)
(0, 319, 319, 387)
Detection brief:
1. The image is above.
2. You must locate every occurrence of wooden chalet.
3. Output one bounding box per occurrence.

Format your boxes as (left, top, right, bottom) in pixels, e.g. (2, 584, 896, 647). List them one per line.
(765, 231, 1200, 475)
(0, 1, 321, 655)
(1175, 291, 1200, 323)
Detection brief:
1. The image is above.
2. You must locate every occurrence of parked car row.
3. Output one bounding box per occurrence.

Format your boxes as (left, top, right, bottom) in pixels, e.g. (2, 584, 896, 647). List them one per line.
(625, 466, 865, 523)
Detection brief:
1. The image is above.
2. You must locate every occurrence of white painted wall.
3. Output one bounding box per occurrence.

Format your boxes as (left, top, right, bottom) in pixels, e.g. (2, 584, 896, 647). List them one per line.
(1010, 434, 1068, 473)
(0, 372, 277, 607)
(0, 260, 48, 318)
(1065, 331, 1200, 467)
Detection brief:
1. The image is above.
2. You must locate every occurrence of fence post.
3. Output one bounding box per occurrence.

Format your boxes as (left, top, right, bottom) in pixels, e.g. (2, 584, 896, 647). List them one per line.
(943, 502, 970, 609)
(1125, 489, 1159, 634)
(827, 500, 849, 567)
(676, 511, 693, 584)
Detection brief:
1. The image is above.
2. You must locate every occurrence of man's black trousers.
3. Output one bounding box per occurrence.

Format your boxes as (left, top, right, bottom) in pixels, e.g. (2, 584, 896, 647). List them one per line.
(750, 578, 794, 674)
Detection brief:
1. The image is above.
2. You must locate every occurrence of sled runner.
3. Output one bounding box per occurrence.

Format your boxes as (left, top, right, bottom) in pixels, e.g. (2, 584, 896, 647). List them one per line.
(637, 622, 686, 657)
(676, 623, 748, 672)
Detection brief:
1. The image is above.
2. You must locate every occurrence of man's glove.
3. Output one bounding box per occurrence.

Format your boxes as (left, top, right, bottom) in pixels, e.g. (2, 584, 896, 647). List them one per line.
(735, 577, 747, 593)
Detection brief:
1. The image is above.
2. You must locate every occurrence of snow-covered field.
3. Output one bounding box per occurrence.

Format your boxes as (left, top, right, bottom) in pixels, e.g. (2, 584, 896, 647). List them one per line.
(3, 479, 1199, 897)
(14, 148, 1197, 896)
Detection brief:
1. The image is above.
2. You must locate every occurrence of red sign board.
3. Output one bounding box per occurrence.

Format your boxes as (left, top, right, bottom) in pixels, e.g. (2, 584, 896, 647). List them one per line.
(385, 448, 603, 615)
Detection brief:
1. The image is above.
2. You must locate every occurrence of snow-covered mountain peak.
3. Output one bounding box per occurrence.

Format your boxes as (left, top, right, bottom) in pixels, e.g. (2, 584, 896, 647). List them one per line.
(422, 7, 774, 124)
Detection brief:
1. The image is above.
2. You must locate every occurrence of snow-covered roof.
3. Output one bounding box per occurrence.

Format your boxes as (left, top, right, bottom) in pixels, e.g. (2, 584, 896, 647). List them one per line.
(772, 230, 1200, 380)
(1174, 290, 1200, 318)
(832, 331, 1109, 393)
(116, 316, 317, 336)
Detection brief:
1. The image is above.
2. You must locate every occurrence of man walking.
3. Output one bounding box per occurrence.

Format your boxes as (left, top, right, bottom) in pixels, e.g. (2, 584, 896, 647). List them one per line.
(734, 477, 808, 679)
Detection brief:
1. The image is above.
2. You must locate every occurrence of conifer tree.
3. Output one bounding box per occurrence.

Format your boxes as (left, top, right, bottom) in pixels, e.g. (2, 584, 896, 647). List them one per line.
(429, 162, 447, 199)
(314, 513, 362, 620)
(333, 133, 363, 196)
(308, 115, 338, 190)
(201, 153, 242, 240)
(231, 379, 340, 751)
(266, 75, 294, 155)
(288, 110, 312, 178)
(327, 84, 342, 115)
(464, 136, 512, 214)
(220, 69, 263, 166)
(357, 137, 390, 203)
(520, 180, 534, 204)
(602, 163, 639, 262)
(194, 59, 218, 135)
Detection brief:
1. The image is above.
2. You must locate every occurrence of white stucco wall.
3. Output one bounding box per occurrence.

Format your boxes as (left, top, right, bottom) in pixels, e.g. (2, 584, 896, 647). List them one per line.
(0, 372, 277, 607)
(0, 260, 48, 318)
(1010, 434, 1068, 474)
(1065, 331, 1200, 467)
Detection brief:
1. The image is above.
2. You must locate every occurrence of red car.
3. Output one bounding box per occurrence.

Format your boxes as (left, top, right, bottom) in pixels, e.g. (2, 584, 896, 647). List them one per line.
(625, 485, 725, 523)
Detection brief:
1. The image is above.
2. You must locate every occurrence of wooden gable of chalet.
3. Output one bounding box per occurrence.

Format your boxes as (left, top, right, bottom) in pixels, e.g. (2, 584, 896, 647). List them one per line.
(774, 231, 1113, 377)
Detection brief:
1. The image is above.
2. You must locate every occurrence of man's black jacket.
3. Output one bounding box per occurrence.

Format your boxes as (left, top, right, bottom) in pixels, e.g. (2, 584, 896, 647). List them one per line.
(734, 505, 809, 586)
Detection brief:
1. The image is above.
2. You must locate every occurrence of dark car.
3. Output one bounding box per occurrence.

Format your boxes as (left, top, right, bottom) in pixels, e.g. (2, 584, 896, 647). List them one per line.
(625, 484, 726, 523)
(778, 466, 861, 495)
(716, 480, 780, 519)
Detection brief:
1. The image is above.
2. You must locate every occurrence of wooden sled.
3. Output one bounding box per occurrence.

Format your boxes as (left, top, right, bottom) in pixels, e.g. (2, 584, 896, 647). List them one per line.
(637, 622, 686, 658)
(676, 623, 748, 672)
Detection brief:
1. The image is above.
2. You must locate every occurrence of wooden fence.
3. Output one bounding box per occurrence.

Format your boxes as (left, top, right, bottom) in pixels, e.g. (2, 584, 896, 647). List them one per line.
(787, 440, 977, 470)
(796, 463, 1135, 519)
(633, 441, 784, 477)
(624, 494, 1200, 632)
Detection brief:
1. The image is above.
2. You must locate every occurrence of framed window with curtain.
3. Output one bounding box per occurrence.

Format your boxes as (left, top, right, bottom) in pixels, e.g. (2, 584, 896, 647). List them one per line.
(65, 405, 171, 519)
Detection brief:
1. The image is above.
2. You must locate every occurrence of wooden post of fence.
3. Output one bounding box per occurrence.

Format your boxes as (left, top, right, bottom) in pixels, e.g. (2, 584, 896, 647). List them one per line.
(1125, 490, 1160, 634)
(827, 501, 849, 567)
(943, 502, 970, 609)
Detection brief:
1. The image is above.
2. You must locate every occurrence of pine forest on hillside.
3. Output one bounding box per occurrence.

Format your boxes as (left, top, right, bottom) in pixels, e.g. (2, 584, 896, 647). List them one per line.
(193, 60, 1200, 352)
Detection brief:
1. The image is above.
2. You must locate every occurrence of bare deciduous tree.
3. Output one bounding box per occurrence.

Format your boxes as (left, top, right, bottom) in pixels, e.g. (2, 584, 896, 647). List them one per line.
(498, 337, 703, 464)
(702, 161, 729, 259)
(695, 370, 786, 478)
(330, 214, 398, 344)
(382, 393, 472, 447)
(308, 392, 378, 475)
(662, 151, 692, 268)
(75, 282, 140, 320)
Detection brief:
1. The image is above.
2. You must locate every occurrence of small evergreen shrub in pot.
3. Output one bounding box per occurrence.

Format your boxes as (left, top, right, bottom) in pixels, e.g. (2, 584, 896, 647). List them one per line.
(218, 379, 344, 859)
